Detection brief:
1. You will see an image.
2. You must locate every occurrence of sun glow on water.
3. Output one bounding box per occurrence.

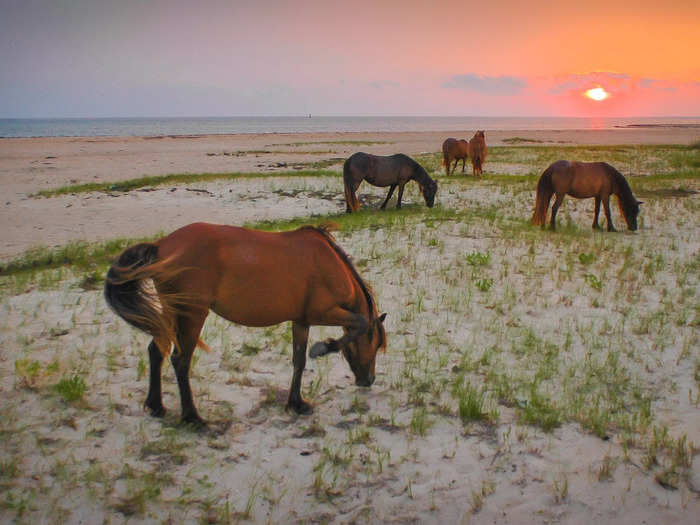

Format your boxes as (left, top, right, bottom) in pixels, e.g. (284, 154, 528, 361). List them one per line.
(585, 87, 609, 101)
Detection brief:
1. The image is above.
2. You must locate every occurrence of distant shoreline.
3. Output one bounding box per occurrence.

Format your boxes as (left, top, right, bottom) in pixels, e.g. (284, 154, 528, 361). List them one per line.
(614, 123, 700, 129)
(2, 116, 700, 138)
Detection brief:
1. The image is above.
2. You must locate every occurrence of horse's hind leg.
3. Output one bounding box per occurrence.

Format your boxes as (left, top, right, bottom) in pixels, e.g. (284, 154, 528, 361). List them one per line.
(287, 322, 312, 414)
(171, 310, 208, 426)
(380, 184, 397, 210)
(461, 158, 466, 173)
(602, 195, 616, 231)
(144, 340, 166, 417)
(592, 197, 602, 229)
(550, 193, 565, 230)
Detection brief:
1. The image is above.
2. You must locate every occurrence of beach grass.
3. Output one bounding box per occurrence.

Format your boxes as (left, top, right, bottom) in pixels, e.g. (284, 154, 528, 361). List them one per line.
(32, 169, 339, 198)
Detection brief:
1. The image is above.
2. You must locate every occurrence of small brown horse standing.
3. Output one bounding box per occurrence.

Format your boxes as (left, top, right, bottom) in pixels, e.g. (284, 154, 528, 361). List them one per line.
(104, 223, 387, 425)
(531, 160, 642, 231)
(343, 152, 438, 212)
(442, 138, 470, 175)
(468, 130, 487, 177)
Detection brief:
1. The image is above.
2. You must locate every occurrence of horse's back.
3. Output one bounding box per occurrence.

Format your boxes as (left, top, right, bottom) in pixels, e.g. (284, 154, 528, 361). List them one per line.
(443, 138, 468, 157)
(442, 138, 457, 154)
(548, 161, 614, 197)
(158, 223, 357, 325)
(346, 152, 412, 186)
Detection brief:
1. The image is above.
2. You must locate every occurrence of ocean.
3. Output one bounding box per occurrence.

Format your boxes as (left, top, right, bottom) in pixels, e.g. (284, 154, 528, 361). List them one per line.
(0, 116, 698, 138)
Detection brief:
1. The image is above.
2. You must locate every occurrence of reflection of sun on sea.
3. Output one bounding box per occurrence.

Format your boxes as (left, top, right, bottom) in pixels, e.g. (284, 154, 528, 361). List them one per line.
(585, 87, 609, 101)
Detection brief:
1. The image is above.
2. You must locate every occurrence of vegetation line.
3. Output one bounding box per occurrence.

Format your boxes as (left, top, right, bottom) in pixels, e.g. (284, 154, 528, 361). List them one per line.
(33, 169, 339, 198)
(0, 205, 501, 277)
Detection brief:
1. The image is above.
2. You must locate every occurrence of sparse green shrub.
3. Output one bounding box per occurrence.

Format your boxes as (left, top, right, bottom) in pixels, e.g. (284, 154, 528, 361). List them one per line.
(585, 273, 603, 291)
(465, 251, 491, 266)
(475, 278, 494, 292)
(52, 374, 87, 402)
(578, 252, 596, 265)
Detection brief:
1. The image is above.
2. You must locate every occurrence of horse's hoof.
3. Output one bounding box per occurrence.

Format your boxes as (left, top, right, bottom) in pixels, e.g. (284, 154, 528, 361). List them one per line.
(180, 415, 208, 431)
(288, 400, 314, 415)
(145, 402, 166, 418)
(149, 406, 166, 418)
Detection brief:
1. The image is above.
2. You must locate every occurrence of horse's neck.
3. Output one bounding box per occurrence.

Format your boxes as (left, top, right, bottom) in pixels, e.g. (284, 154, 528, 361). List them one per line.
(411, 167, 429, 184)
(611, 172, 633, 202)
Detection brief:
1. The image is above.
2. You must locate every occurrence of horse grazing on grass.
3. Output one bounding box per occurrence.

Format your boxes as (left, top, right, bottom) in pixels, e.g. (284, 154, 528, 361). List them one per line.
(468, 130, 487, 177)
(343, 152, 438, 212)
(104, 223, 387, 425)
(531, 160, 642, 231)
(442, 138, 470, 175)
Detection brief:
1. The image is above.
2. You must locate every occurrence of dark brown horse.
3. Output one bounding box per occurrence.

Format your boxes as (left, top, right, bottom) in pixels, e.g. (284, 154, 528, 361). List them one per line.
(442, 138, 470, 175)
(343, 152, 438, 212)
(104, 223, 387, 425)
(468, 130, 487, 176)
(531, 160, 642, 231)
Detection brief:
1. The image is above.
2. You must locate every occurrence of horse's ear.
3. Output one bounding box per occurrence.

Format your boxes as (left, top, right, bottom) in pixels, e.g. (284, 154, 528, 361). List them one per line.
(309, 340, 340, 359)
(377, 312, 387, 323)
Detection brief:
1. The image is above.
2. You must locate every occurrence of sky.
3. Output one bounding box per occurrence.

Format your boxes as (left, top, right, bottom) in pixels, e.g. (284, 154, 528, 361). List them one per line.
(1, 0, 698, 118)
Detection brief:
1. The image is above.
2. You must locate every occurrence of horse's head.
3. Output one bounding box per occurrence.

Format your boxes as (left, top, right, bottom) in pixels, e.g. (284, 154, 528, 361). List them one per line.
(621, 199, 643, 231)
(310, 312, 387, 387)
(420, 178, 438, 208)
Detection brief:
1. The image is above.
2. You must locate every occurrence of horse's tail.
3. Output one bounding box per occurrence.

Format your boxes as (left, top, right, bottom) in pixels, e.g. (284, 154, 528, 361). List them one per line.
(104, 243, 208, 356)
(343, 159, 360, 212)
(531, 165, 555, 226)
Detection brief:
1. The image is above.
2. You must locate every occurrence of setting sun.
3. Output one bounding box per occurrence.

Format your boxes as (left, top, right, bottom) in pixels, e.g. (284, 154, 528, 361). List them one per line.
(585, 87, 609, 101)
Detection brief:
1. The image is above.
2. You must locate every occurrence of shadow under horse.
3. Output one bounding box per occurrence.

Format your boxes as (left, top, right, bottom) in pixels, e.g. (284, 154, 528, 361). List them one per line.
(442, 138, 470, 175)
(343, 152, 438, 212)
(531, 160, 642, 231)
(104, 223, 387, 425)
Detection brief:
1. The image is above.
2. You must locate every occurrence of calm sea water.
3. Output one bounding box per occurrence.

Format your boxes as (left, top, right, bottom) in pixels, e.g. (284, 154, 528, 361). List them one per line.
(0, 116, 698, 138)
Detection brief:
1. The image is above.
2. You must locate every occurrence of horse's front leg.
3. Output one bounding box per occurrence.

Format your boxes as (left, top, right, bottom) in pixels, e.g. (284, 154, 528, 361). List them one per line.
(287, 322, 312, 415)
(380, 184, 397, 210)
(461, 158, 466, 173)
(592, 197, 602, 229)
(396, 183, 406, 209)
(602, 196, 616, 231)
(144, 340, 166, 417)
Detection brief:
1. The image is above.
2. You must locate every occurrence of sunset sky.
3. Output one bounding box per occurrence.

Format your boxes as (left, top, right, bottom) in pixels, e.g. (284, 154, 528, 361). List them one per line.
(1, 0, 698, 118)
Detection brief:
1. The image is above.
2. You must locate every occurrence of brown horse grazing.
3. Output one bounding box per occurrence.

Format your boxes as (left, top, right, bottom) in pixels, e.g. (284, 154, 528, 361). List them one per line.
(442, 138, 470, 175)
(104, 223, 387, 425)
(531, 160, 642, 231)
(343, 152, 438, 212)
(468, 130, 487, 176)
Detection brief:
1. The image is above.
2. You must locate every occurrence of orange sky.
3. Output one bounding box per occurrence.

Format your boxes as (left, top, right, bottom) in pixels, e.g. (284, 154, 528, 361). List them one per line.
(1, 0, 698, 117)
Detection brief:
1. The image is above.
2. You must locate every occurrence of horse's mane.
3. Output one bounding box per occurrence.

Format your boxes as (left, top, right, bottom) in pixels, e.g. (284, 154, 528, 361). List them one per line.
(298, 226, 383, 343)
(397, 154, 435, 186)
(603, 163, 635, 204)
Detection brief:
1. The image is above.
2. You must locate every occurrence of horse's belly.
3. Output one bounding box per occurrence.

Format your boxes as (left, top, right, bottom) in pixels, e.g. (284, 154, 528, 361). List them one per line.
(568, 189, 596, 199)
(210, 278, 305, 327)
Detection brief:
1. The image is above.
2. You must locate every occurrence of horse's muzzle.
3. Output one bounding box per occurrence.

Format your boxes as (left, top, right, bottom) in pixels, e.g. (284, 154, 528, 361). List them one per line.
(356, 375, 375, 387)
